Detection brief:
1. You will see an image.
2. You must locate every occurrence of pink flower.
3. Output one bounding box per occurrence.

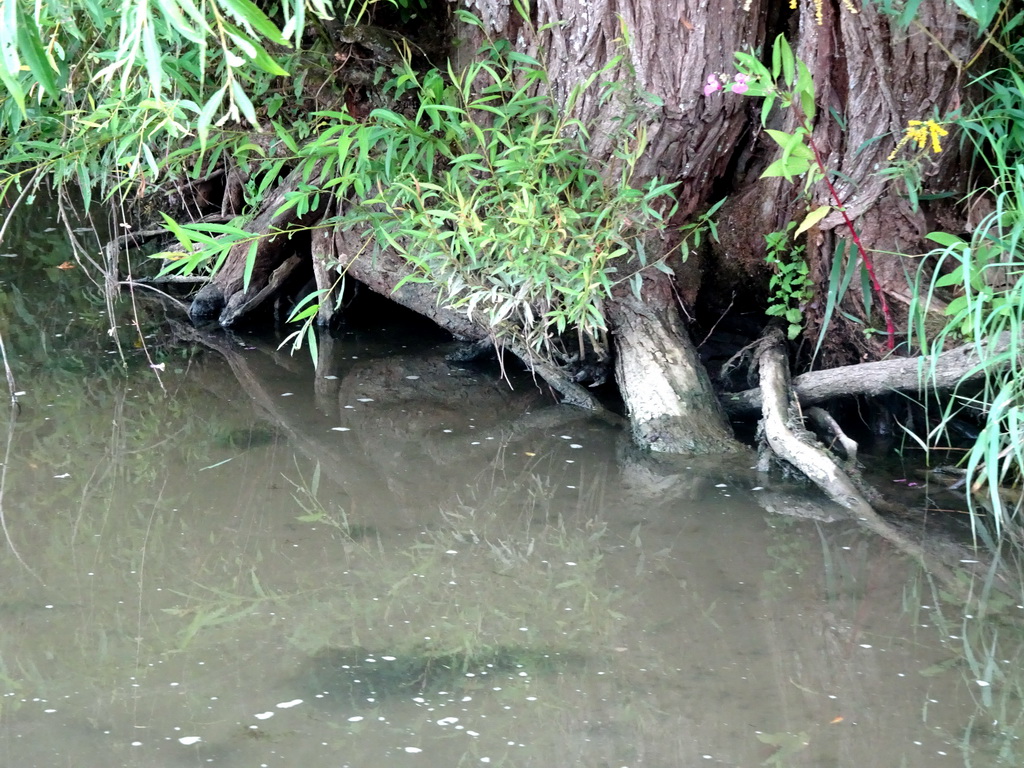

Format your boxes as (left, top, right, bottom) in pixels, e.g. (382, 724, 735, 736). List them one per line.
(703, 74, 722, 97)
(730, 74, 750, 94)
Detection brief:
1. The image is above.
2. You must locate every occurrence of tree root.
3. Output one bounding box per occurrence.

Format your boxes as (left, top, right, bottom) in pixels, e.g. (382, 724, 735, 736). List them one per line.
(756, 327, 969, 595)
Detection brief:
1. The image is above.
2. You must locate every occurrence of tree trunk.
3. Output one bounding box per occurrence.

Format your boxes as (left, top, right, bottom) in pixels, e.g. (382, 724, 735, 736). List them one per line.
(713, 0, 973, 361)
(610, 276, 737, 454)
(457, 0, 759, 453)
(185, 0, 977, 459)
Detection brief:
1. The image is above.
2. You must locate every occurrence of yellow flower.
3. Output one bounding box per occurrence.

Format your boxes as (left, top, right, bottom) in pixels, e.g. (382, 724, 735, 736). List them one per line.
(888, 119, 949, 160)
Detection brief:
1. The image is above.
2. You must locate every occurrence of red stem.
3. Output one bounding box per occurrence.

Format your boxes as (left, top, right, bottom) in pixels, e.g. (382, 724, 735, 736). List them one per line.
(807, 136, 896, 351)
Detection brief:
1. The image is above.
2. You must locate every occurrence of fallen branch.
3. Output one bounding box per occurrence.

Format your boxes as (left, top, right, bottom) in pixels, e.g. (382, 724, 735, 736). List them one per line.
(724, 334, 1010, 416)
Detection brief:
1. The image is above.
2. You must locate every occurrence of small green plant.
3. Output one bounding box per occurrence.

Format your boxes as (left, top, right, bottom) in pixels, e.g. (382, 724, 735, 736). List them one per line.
(763, 223, 814, 340)
(705, 35, 896, 349)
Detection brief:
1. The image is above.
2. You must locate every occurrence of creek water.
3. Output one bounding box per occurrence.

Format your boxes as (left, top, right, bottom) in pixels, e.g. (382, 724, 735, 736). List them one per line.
(1, 210, 1023, 767)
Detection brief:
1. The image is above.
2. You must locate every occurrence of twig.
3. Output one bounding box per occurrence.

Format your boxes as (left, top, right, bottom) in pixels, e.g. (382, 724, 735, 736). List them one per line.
(0, 331, 15, 406)
(807, 135, 896, 350)
(0, 338, 43, 582)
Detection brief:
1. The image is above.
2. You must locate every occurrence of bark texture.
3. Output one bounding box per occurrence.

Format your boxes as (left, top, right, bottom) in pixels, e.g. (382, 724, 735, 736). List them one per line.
(469, 0, 760, 205)
(715, 0, 974, 358)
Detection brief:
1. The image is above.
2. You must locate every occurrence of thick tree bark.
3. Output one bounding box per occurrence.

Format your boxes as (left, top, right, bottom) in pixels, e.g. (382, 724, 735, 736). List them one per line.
(714, 0, 973, 360)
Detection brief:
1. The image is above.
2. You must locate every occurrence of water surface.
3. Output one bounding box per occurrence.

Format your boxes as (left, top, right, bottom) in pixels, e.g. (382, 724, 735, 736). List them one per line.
(1, 211, 1022, 767)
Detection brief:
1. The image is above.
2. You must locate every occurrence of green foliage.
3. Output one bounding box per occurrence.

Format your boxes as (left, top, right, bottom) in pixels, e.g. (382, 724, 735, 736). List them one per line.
(162, 32, 700, 362)
(338, 39, 686, 355)
(763, 223, 815, 340)
(0, 0, 410, 207)
(729, 35, 896, 346)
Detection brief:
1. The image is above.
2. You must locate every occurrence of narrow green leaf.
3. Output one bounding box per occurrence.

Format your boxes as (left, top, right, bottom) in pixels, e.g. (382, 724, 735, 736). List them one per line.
(925, 231, 967, 248)
(198, 86, 226, 150)
(230, 78, 259, 127)
(141, 11, 163, 97)
(15, 8, 60, 100)
(243, 239, 258, 292)
(219, 0, 287, 45)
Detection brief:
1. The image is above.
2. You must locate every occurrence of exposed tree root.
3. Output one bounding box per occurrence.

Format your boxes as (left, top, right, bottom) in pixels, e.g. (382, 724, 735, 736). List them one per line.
(756, 327, 969, 594)
(329, 227, 605, 411)
(189, 162, 328, 326)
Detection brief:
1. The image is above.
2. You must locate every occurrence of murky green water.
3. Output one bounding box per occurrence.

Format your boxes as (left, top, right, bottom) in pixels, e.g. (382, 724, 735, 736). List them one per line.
(2, 210, 1024, 767)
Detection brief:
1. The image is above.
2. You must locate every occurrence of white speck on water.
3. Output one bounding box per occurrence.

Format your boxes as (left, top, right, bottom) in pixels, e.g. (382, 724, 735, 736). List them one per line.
(43, 708, 56, 713)
(357, 397, 374, 402)
(131, 741, 143, 746)
(859, 644, 873, 649)
(567, 485, 577, 489)
(324, 375, 338, 380)
(344, 405, 355, 409)
(559, 435, 571, 439)
(446, 550, 458, 555)
(960, 559, 979, 563)
(276, 700, 303, 709)
(569, 444, 582, 449)
(348, 716, 364, 722)
(254, 712, 274, 720)
(437, 717, 459, 725)
(406, 375, 420, 380)
(281, 392, 293, 397)
(526, 696, 537, 701)
(178, 736, 201, 745)
(403, 747, 422, 753)
(443, 429, 453, 433)
(565, 459, 575, 463)
(471, 441, 481, 445)
(977, 680, 991, 687)
(53, 473, 71, 479)
(751, 486, 764, 491)
(715, 483, 727, 488)
(382, 655, 396, 661)
(480, 758, 491, 763)
(565, 562, 577, 566)
(331, 427, 351, 432)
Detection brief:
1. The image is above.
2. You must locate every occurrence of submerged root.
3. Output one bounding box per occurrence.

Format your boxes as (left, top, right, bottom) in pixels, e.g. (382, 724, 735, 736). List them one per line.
(755, 327, 969, 595)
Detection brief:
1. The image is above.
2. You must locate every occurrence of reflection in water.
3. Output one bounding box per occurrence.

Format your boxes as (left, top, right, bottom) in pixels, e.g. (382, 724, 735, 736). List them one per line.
(2, 220, 1024, 767)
